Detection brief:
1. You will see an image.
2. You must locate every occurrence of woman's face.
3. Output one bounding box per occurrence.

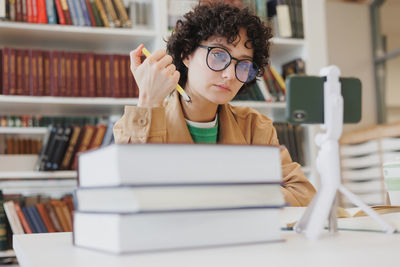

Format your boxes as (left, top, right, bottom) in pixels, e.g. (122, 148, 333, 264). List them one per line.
(183, 28, 254, 105)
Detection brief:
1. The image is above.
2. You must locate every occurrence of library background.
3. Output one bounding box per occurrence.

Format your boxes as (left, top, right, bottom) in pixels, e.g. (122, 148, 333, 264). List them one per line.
(0, 0, 399, 265)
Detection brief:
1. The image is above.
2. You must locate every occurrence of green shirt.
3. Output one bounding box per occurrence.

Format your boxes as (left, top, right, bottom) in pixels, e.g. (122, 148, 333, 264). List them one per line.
(186, 117, 218, 144)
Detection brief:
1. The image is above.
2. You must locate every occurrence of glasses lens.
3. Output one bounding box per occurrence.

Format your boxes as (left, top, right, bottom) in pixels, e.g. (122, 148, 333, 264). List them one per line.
(236, 61, 258, 83)
(207, 48, 230, 71)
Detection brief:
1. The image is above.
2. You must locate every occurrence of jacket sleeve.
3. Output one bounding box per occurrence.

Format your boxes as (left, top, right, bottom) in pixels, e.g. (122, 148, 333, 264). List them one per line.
(113, 106, 167, 144)
(251, 114, 316, 207)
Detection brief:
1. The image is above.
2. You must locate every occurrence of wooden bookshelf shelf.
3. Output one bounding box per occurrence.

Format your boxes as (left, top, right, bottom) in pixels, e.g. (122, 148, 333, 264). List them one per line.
(0, 21, 157, 53)
(0, 170, 77, 179)
(0, 127, 48, 135)
(0, 95, 138, 116)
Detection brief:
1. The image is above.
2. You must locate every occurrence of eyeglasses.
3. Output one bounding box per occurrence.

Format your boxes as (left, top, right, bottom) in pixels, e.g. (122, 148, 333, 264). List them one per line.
(198, 44, 259, 83)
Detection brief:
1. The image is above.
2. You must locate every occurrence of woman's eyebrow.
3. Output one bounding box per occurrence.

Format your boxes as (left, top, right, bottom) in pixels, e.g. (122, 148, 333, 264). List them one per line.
(208, 42, 253, 60)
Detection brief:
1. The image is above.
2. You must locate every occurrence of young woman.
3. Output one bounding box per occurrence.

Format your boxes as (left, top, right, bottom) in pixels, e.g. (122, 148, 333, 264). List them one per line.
(113, 2, 316, 206)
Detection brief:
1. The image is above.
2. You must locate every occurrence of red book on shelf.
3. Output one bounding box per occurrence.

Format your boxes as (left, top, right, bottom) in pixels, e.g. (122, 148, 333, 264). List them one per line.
(16, 0, 23, 21)
(71, 53, 80, 97)
(32, 0, 38, 23)
(126, 55, 136, 98)
(59, 52, 67, 96)
(85, 0, 96, 26)
(60, 0, 72, 25)
(30, 50, 39, 96)
(86, 53, 96, 97)
(65, 52, 72, 97)
(22, 49, 31, 95)
(9, 48, 17, 95)
(37, 0, 48, 23)
(14, 203, 33, 234)
(26, 0, 33, 22)
(80, 53, 88, 97)
(94, 54, 104, 97)
(112, 54, 121, 98)
(37, 50, 45, 96)
(50, 51, 60, 96)
(16, 49, 24, 95)
(36, 203, 56, 233)
(0, 47, 10, 95)
(103, 54, 113, 97)
(54, 0, 66, 25)
(43, 51, 51, 96)
(119, 55, 128, 98)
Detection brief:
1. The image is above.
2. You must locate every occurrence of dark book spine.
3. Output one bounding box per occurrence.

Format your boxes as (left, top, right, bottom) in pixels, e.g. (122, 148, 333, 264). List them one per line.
(54, 0, 66, 24)
(85, 0, 96, 26)
(94, 54, 104, 97)
(21, 206, 38, 233)
(44, 124, 64, 170)
(22, 50, 31, 95)
(51, 124, 73, 170)
(89, 0, 103, 26)
(60, 0, 72, 25)
(31, 206, 48, 233)
(15, 0, 22, 21)
(104, 54, 112, 97)
(37, 125, 57, 171)
(60, 125, 82, 170)
(50, 51, 60, 96)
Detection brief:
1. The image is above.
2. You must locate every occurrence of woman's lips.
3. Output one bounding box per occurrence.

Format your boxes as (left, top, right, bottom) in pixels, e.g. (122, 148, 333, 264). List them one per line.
(215, 84, 231, 92)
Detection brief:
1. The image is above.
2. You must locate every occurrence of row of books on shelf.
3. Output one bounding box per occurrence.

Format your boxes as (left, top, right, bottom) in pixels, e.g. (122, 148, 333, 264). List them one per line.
(73, 144, 285, 253)
(274, 122, 305, 166)
(37, 120, 115, 171)
(0, 115, 101, 128)
(233, 59, 304, 102)
(0, 0, 135, 28)
(1, 137, 42, 154)
(0, 47, 139, 98)
(167, 0, 303, 39)
(0, 191, 73, 251)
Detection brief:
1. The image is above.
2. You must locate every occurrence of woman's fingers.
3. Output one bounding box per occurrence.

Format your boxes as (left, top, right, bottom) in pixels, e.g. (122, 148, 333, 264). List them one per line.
(130, 44, 145, 72)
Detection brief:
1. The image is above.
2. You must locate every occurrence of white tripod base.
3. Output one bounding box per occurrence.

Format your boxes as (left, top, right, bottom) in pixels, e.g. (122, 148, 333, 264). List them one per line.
(293, 66, 395, 240)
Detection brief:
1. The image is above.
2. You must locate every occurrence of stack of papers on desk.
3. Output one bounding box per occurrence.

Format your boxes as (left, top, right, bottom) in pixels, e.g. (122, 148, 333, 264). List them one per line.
(73, 144, 286, 254)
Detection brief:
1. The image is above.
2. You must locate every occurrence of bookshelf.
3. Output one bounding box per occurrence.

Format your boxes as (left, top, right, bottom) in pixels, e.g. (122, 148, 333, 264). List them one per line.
(0, 0, 324, 186)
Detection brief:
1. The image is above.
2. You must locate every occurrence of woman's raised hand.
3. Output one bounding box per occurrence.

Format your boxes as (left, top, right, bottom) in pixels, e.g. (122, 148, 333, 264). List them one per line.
(130, 44, 180, 107)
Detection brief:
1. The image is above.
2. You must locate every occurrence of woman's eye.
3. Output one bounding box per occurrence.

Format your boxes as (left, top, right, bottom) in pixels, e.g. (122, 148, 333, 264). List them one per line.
(211, 51, 227, 60)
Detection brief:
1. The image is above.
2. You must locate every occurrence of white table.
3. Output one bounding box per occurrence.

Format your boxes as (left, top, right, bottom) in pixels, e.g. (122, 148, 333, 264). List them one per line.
(13, 230, 400, 267)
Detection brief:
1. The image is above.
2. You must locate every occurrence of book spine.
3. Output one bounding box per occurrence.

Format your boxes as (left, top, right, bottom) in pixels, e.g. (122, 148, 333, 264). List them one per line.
(88, 124, 106, 149)
(22, 49, 30, 95)
(0, 191, 8, 250)
(94, 0, 109, 27)
(104, 54, 112, 97)
(43, 51, 51, 96)
(73, 0, 86, 26)
(112, 54, 120, 97)
(21, 206, 38, 233)
(26, 0, 33, 22)
(87, 53, 95, 97)
(14, 202, 32, 234)
(84, 0, 96, 26)
(15, 0, 22, 21)
(89, 0, 102, 26)
(60, 125, 81, 170)
(65, 52, 72, 97)
(37, 0, 48, 23)
(31, 0, 38, 22)
(36, 203, 55, 232)
(80, 53, 88, 97)
(113, 0, 131, 28)
(9, 48, 16, 95)
(59, 0, 72, 25)
(119, 54, 127, 97)
(94, 54, 104, 97)
(58, 52, 66, 96)
(45, 0, 57, 24)
(45, 202, 63, 232)
(103, 0, 119, 27)
(8, 0, 16, 21)
(30, 206, 48, 233)
(1, 48, 8, 95)
(37, 51, 44, 96)
(16, 49, 23, 95)
(66, 0, 78, 25)
(71, 52, 80, 96)
(54, 0, 66, 24)
(30, 50, 38, 96)
(78, 0, 91, 26)
(22, 0, 27, 21)
(50, 51, 59, 96)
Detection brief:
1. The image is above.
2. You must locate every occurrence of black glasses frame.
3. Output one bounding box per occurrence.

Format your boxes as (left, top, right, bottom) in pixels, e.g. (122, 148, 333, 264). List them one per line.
(198, 44, 258, 83)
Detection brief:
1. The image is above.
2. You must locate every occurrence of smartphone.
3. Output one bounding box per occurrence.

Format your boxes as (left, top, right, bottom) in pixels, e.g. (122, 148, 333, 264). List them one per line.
(285, 75, 362, 124)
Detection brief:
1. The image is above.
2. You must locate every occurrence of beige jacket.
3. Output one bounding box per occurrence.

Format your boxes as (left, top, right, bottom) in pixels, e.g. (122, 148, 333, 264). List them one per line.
(113, 92, 316, 206)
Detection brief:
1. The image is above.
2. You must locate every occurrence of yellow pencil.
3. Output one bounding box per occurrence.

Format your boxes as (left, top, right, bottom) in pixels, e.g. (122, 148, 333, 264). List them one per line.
(141, 47, 192, 103)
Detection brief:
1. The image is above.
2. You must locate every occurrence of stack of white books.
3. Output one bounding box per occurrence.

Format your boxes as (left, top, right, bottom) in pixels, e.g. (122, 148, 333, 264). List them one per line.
(73, 144, 285, 254)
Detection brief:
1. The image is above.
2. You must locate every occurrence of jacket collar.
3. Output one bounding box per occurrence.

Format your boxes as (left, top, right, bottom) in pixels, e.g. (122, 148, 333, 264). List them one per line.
(166, 92, 247, 144)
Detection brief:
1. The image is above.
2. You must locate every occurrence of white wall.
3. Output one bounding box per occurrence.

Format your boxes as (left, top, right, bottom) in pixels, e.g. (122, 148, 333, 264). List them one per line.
(326, 1, 377, 133)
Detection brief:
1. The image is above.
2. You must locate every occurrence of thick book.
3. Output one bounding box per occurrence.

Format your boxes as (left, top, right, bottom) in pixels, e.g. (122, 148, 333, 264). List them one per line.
(3, 201, 24, 235)
(78, 144, 282, 187)
(74, 184, 284, 213)
(73, 208, 282, 254)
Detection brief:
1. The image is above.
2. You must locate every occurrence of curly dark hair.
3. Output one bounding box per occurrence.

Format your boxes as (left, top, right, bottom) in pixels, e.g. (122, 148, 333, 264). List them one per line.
(166, 1, 272, 92)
